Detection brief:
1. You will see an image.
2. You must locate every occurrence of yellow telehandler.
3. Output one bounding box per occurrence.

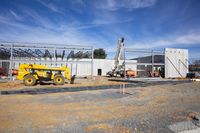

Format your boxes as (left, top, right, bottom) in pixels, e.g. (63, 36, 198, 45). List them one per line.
(17, 64, 75, 86)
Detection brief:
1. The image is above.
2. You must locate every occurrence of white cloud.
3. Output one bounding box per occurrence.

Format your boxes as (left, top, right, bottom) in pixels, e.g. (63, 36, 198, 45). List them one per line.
(69, 18, 134, 30)
(0, 5, 113, 47)
(37, 0, 63, 14)
(92, 18, 133, 25)
(71, 0, 85, 7)
(21, 8, 61, 30)
(95, 0, 157, 11)
(0, 10, 23, 23)
(70, 0, 86, 13)
(0, 14, 9, 23)
(130, 33, 200, 49)
(0, 22, 89, 45)
(9, 10, 23, 21)
(0, 0, 198, 59)
(0, 17, 108, 47)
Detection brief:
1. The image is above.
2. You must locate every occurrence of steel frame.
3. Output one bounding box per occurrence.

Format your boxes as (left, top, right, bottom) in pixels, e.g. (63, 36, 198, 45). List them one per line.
(0, 42, 94, 80)
(124, 48, 165, 78)
(0, 42, 167, 80)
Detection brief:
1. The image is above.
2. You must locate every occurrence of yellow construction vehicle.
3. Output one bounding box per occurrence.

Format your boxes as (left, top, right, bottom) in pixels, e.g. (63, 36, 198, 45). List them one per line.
(17, 64, 75, 86)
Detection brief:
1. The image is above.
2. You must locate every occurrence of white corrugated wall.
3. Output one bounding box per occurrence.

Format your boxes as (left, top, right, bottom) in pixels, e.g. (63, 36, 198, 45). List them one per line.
(165, 48, 188, 78)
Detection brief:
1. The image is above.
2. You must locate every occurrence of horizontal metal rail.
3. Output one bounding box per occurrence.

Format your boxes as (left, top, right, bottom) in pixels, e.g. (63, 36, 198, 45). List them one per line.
(124, 48, 164, 55)
(0, 45, 92, 51)
(0, 42, 92, 49)
(0, 60, 92, 64)
(124, 62, 164, 66)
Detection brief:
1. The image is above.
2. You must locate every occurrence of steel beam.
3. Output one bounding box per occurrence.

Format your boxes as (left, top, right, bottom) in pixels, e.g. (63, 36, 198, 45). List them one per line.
(0, 42, 94, 79)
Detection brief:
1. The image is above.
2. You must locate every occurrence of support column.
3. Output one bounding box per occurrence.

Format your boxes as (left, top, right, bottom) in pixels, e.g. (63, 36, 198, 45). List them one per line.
(54, 47, 56, 67)
(75, 63, 78, 75)
(71, 63, 73, 76)
(151, 50, 154, 77)
(9, 44, 13, 80)
(91, 47, 94, 78)
(124, 48, 126, 79)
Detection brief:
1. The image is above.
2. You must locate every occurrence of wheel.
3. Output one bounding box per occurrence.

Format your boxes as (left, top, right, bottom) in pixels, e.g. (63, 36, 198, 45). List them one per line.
(23, 74, 37, 86)
(53, 75, 65, 85)
(120, 73, 124, 77)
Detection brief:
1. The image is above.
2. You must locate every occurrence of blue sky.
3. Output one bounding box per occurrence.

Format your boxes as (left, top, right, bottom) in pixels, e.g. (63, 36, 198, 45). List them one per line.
(0, 0, 200, 59)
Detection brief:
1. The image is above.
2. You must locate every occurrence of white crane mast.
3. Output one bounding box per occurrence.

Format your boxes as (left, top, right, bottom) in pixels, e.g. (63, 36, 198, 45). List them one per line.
(114, 37, 124, 71)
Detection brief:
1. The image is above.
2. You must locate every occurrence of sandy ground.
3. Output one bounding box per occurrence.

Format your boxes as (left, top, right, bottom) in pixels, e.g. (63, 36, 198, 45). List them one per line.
(0, 82, 200, 132)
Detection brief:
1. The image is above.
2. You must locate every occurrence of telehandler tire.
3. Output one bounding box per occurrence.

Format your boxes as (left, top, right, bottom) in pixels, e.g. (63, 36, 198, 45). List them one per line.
(53, 75, 65, 85)
(23, 74, 37, 86)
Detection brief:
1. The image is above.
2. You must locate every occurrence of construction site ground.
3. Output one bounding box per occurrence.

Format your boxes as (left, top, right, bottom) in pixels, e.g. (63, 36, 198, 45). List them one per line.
(0, 79, 200, 132)
(0, 76, 125, 91)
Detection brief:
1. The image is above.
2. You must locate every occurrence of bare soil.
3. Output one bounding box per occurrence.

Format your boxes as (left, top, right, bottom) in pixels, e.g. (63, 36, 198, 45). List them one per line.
(0, 81, 200, 132)
(0, 76, 125, 91)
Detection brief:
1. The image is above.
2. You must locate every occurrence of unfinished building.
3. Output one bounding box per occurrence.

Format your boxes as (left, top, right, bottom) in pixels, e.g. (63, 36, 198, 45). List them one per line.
(0, 42, 189, 79)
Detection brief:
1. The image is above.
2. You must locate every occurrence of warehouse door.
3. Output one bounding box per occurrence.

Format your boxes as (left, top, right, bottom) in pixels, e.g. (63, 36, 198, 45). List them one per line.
(97, 69, 102, 76)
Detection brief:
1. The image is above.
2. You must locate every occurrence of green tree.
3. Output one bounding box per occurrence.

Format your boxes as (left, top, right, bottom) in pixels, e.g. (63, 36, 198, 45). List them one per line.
(93, 48, 107, 59)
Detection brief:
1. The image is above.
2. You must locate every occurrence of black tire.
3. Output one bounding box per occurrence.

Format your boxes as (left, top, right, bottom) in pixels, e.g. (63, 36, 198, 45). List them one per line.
(23, 74, 37, 86)
(53, 75, 65, 85)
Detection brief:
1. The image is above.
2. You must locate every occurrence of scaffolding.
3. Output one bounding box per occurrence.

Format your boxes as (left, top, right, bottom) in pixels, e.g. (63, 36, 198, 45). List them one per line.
(0, 42, 94, 80)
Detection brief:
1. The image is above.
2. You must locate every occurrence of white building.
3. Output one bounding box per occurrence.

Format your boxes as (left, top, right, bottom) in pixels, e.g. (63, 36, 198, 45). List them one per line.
(1, 48, 189, 78)
(68, 59, 137, 76)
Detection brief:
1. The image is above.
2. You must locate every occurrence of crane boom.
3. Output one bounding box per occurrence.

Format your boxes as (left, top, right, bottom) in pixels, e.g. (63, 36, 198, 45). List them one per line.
(107, 37, 137, 78)
(114, 37, 124, 71)
(106, 37, 125, 77)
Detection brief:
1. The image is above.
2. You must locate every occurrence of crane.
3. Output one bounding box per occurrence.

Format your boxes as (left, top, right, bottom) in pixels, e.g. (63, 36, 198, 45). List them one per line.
(107, 37, 137, 78)
(107, 37, 125, 77)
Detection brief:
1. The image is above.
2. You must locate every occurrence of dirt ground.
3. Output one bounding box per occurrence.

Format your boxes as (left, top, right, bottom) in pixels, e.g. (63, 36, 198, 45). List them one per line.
(0, 81, 200, 132)
(0, 76, 125, 91)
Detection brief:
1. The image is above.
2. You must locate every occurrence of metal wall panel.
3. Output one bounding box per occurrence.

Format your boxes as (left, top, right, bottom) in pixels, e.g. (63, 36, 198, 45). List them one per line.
(69, 59, 137, 76)
(165, 48, 188, 78)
